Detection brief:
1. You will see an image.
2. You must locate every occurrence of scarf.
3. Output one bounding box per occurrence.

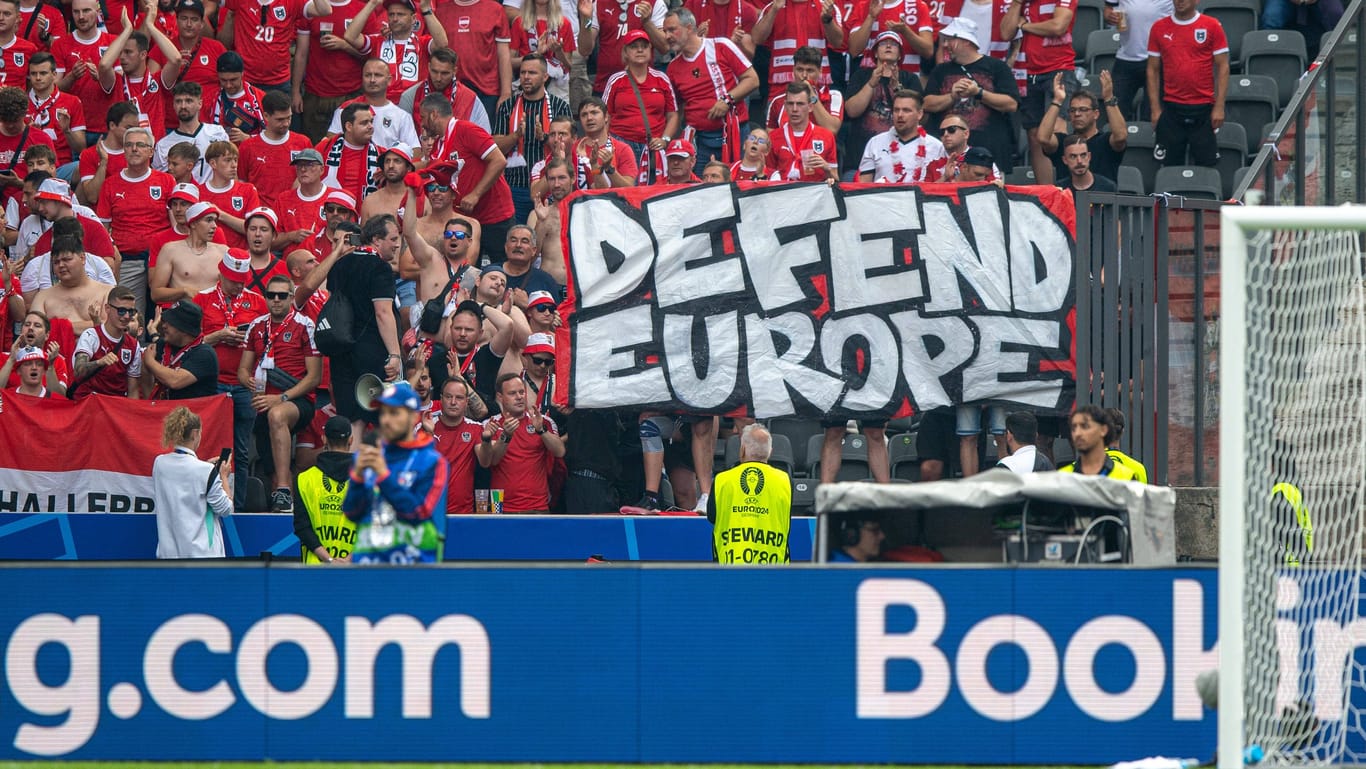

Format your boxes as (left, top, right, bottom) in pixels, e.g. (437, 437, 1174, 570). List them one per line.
(698, 39, 742, 163)
(151, 336, 204, 400)
(323, 135, 380, 198)
(508, 95, 550, 159)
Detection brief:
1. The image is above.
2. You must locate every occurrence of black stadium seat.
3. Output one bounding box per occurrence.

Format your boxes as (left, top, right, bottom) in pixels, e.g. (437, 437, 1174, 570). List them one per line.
(1224, 75, 1279, 154)
(1121, 121, 1161, 193)
(1073, 0, 1106, 64)
(1202, 0, 1260, 65)
(1214, 123, 1248, 197)
(1154, 165, 1224, 199)
(1084, 29, 1122, 76)
(889, 433, 919, 482)
(1242, 30, 1307, 107)
(1117, 165, 1145, 194)
(1005, 165, 1036, 185)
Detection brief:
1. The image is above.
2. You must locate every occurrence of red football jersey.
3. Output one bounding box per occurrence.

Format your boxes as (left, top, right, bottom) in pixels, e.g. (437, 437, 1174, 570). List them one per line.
(429, 117, 515, 224)
(667, 38, 752, 131)
(276, 186, 328, 234)
(432, 416, 482, 514)
(768, 122, 838, 181)
(359, 32, 434, 103)
(592, 0, 668, 92)
(299, 0, 385, 98)
(95, 168, 175, 253)
(601, 67, 677, 144)
(238, 131, 314, 208)
(847, 0, 934, 71)
(151, 35, 228, 131)
(198, 179, 261, 249)
(244, 309, 319, 396)
(1017, 0, 1076, 75)
(72, 324, 140, 398)
(28, 89, 86, 165)
(33, 212, 116, 265)
(438, 0, 511, 97)
(226, 0, 311, 85)
(52, 32, 118, 136)
(105, 70, 171, 138)
(0, 37, 37, 88)
(17, 3, 66, 47)
(571, 136, 639, 189)
(193, 284, 268, 386)
(1147, 13, 1229, 105)
(765, 84, 844, 127)
(78, 142, 125, 184)
(510, 17, 575, 81)
(760, 0, 839, 85)
(683, 0, 759, 41)
(484, 412, 559, 513)
(201, 83, 267, 138)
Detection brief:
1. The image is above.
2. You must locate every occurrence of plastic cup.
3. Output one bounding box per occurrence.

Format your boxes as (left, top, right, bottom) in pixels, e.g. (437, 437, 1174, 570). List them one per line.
(491, 489, 505, 515)
(475, 489, 490, 514)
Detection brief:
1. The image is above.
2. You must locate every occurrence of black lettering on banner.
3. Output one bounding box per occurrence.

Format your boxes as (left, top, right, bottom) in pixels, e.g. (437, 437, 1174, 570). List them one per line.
(564, 183, 1076, 419)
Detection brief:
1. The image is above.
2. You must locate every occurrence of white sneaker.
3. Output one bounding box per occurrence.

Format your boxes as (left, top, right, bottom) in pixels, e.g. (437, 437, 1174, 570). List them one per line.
(693, 492, 709, 513)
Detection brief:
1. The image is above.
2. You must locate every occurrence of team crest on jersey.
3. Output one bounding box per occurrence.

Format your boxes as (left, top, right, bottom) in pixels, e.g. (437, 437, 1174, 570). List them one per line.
(273, 5, 287, 20)
(813, 139, 825, 153)
(231, 195, 244, 210)
(461, 431, 472, 442)
(147, 80, 159, 93)
(383, 116, 392, 127)
(149, 186, 162, 200)
(1195, 28, 1206, 43)
(397, 471, 416, 487)
(199, 54, 209, 65)
(12, 53, 22, 67)
(282, 331, 293, 342)
(120, 348, 132, 365)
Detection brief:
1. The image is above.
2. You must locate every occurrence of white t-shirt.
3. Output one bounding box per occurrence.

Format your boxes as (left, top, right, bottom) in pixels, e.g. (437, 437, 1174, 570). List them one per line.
(859, 129, 949, 183)
(328, 100, 422, 151)
(153, 122, 232, 182)
(997, 445, 1043, 474)
(1109, 0, 1175, 62)
(17, 206, 115, 292)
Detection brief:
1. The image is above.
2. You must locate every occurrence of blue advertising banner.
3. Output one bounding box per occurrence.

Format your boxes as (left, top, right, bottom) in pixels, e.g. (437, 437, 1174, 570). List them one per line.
(0, 513, 819, 562)
(0, 565, 1219, 763)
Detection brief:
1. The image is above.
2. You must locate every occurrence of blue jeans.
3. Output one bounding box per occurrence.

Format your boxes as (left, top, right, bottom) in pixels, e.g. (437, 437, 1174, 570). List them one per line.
(510, 184, 533, 227)
(218, 383, 255, 510)
(395, 279, 418, 308)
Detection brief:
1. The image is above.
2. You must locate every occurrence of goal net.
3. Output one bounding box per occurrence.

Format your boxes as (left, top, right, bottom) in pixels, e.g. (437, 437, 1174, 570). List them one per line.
(1220, 207, 1366, 768)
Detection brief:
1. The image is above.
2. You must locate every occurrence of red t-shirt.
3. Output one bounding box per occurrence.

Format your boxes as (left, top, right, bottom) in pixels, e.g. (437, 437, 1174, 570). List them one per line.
(729, 159, 771, 180)
(592, 0, 667, 92)
(105, 70, 171, 139)
(432, 416, 482, 514)
(53, 31, 117, 135)
(71, 325, 137, 399)
(0, 126, 54, 209)
(571, 136, 639, 189)
(1147, 13, 1229, 105)
(226, 0, 311, 85)
(78, 142, 125, 183)
(33, 212, 116, 265)
(847, 0, 934, 71)
(765, 84, 844, 127)
(601, 67, 677, 144)
(243, 309, 319, 396)
(359, 32, 434, 103)
(0, 274, 18, 348)
(3, 351, 72, 389)
(100, 1, 178, 37)
(510, 17, 575, 80)
(683, 0, 759, 41)
(438, 0, 512, 97)
(768, 122, 837, 181)
(667, 38, 753, 131)
(28, 89, 87, 165)
(276, 186, 328, 233)
(151, 35, 228, 131)
(484, 412, 558, 512)
(760, 0, 839, 85)
(18, 4, 66, 47)
(95, 168, 175, 253)
(198, 178, 262, 249)
(238, 131, 314, 208)
(1017, 0, 1076, 75)
(193, 284, 268, 386)
(429, 117, 515, 224)
(298, 0, 384, 98)
(314, 135, 375, 203)
(0, 37, 37, 88)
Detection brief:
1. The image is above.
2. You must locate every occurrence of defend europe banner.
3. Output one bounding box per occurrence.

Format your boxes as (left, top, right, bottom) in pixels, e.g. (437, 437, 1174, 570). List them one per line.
(0, 392, 233, 513)
(555, 183, 1077, 419)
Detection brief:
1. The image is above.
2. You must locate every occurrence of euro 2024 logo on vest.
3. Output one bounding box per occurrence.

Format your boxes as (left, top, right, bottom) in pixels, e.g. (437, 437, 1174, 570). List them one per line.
(738, 466, 765, 499)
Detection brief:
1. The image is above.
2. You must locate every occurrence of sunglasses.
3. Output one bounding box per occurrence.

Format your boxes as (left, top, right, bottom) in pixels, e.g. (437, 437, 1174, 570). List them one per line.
(322, 204, 350, 214)
(425, 182, 451, 193)
(531, 304, 555, 312)
(112, 306, 137, 317)
(530, 356, 555, 366)
(444, 229, 469, 240)
(265, 291, 292, 300)
(941, 125, 966, 134)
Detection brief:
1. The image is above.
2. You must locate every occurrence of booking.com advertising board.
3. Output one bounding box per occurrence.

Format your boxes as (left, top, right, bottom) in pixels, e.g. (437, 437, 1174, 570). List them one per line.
(0, 566, 1217, 763)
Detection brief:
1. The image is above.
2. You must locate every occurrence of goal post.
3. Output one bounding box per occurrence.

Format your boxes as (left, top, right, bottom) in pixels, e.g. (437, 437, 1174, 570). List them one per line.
(1219, 207, 1366, 769)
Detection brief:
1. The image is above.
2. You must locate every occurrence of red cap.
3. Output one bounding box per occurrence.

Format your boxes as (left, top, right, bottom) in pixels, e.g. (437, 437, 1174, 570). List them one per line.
(523, 332, 556, 357)
(664, 138, 695, 158)
(186, 201, 218, 225)
(621, 29, 651, 47)
(169, 183, 200, 204)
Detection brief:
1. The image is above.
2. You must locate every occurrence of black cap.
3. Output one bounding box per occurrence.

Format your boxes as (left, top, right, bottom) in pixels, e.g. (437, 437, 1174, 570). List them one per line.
(323, 415, 353, 442)
(216, 51, 245, 74)
(161, 301, 203, 337)
(175, 0, 205, 16)
(962, 146, 995, 168)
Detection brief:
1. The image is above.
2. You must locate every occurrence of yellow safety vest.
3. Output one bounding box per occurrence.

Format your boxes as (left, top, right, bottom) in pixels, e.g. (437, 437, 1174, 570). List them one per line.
(1272, 482, 1313, 567)
(1107, 449, 1149, 483)
(711, 461, 792, 565)
(1058, 455, 1138, 481)
(297, 468, 356, 564)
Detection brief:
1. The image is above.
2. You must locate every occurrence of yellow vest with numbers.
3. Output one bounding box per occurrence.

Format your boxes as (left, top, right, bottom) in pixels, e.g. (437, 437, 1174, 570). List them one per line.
(711, 462, 792, 565)
(297, 467, 356, 564)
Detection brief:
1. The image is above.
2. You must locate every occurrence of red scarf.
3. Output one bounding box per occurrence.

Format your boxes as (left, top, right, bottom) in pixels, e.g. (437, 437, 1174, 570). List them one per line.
(509, 95, 550, 158)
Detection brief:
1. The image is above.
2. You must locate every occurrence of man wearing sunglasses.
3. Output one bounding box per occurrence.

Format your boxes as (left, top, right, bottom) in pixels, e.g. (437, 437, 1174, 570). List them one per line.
(71, 283, 142, 399)
(410, 171, 482, 252)
(401, 185, 478, 307)
(1036, 69, 1127, 184)
(524, 289, 558, 335)
(239, 275, 323, 513)
(290, 188, 359, 270)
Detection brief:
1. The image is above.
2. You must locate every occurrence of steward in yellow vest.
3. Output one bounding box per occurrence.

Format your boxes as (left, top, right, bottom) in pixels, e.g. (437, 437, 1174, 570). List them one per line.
(295, 417, 358, 564)
(1272, 482, 1312, 566)
(707, 425, 793, 564)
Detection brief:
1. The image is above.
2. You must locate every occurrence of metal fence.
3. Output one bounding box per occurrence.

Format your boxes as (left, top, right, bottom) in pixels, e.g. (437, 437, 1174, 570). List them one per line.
(1075, 192, 1225, 486)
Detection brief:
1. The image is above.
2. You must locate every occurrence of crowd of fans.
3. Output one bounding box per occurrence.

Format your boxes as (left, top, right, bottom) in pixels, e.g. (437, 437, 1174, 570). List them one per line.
(0, 0, 1287, 514)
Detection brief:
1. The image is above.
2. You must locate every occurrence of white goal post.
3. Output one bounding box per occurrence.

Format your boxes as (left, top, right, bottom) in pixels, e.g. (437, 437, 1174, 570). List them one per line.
(1220, 207, 1366, 769)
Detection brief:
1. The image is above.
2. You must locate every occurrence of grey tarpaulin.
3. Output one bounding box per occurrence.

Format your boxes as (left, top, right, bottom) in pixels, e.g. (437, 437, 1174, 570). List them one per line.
(815, 469, 1176, 565)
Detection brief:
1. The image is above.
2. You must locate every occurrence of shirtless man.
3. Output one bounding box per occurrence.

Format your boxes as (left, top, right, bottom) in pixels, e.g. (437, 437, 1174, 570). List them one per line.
(401, 185, 479, 306)
(148, 201, 229, 305)
(359, 146, 415, 223)
(30, 237, 108, 335)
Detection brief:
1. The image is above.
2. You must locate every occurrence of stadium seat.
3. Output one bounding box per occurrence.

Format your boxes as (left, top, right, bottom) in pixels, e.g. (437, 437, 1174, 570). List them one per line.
(1224, 75, 1279, 154)
(1214, 123, 1248, 197)
(246, 477, 267, 513)
(811, 433, 873, 481)
(884, 415, 917, 435)
(1117, 165, 1145, 194)
(805, 433, 827, 476)
(1327, 29, 1357, 71)
(660, 476, 675, 508)
(791, 478, 817, 516)
(1154, 165, 1224, 199)
(889, 433, 919, 482)
(1202, 0, 1259, 65)
(1130, 87, 1151, 122)
(768, 434, 796, 476)
(1121, 121, 1161, 194)
(1073, 0, 1105, 64)
(723, 434, 742, 469)
(1084, 29, 1121, 77)
(1242, 30, 1307, 107)
(768, 417, 824, 473)
(1232, 165, 1255, 196)
(1005, 165, 1036, 185)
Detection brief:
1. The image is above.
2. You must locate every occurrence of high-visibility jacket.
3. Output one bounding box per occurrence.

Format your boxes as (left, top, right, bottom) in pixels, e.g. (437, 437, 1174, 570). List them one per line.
(1058, 454, 1138, 481)
(297, 466, 356, 564)
(1107, 449, 1149, 483)
(710, 461, 792, 565)
(1272, 482, 1312, 567)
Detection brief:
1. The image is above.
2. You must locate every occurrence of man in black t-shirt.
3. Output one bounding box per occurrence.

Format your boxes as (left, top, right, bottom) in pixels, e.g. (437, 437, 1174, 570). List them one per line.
(1057, 135, 1118, 204)
(327, 215, 402, 429)
(143, 301, 220, 400)
(1037, 71, 1128, 184)
(922, 18, 1020, 175)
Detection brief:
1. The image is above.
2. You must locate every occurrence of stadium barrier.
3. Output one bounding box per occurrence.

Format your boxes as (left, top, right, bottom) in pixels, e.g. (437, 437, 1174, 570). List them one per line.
(0, 564, 1218, 763)
(0, 512, 818, 561)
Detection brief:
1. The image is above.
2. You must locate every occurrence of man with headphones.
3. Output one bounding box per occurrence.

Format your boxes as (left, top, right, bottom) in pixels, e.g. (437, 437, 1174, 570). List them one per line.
(829, 515, 885, 563)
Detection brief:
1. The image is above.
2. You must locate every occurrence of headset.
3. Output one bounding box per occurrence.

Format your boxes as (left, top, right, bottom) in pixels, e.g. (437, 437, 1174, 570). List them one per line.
(839, 516, 867, 548)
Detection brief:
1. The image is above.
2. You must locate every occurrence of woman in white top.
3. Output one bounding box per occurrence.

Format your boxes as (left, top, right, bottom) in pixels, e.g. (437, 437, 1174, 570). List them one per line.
(154, 406, 234, 558)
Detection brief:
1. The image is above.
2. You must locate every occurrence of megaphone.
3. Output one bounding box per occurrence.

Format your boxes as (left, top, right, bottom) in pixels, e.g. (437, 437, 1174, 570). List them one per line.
(355, 373, 385, 411)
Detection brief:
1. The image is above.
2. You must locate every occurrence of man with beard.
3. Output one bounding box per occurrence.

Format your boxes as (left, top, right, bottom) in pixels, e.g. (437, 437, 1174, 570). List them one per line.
(315, 103, 383, 205)
(153, 81, 229, 181)
(71, 284, 141, 398)
(527, 157, 570, 285)
(398, 47, 490, 134)
(570, 97, 638, 190)
(476, 371, 563, 513)
(445, 299, 507, 415)
(327, 214, 402, 433)
(326, 58, 422, 150)
(3, 310, 72, 389)
(420, 94, 514, 265)
(490, 55, 571, 223)
(1037, 70, 1126, 183)
(922, 18, 1019, 175)
(858, 90, 946, 183)
(141, 297, 218, 400)
(360, 145, 418, 223)
(1056, 134, 1116, 196)
(150, 200, 228, 305)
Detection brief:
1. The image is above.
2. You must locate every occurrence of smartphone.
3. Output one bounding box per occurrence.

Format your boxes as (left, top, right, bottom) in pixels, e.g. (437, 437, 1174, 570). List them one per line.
(218, 448, 231, 464)
(347, 233, 364, 247)
(235, 324, 249, 333)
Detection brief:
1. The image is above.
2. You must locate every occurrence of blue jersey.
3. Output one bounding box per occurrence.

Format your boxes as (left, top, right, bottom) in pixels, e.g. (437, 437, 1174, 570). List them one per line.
(343, 432, 449, 564)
